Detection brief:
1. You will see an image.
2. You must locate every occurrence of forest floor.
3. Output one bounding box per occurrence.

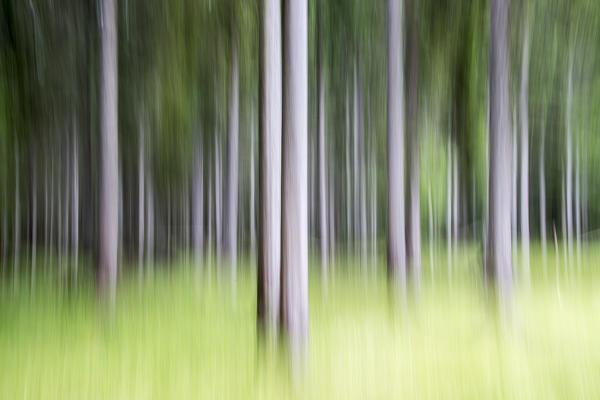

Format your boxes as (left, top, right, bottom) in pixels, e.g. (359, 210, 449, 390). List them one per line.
(1, 243, 599, 399)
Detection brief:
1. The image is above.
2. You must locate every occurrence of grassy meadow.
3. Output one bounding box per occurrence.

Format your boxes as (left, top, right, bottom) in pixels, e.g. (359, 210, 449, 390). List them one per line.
(1, 243, 600, 399)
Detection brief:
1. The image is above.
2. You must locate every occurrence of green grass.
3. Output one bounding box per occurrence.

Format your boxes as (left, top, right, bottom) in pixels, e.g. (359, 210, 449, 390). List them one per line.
(1, 243, 600, 399)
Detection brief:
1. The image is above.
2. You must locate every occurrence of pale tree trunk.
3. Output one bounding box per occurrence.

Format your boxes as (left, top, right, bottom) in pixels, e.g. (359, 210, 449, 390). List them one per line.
(257, 0, 282, 340)
(345, 84, 352, 253)
(575, 143, 581, 272)
(98, 0, 119, 301)
(405, 0, 420, 282)
(14, 143, 20, 288)
(453, 146, 458, 249)
(72, 123, 79, 276)
(353, 62, 360, 250)
(428, 183, 434, 279)
(281, 0, 309, 363)
(519, 24, 530, 281)
(215, 137, 222, 260)
(446, 138, 452, 276)
(207, 160, 213, 257)
(539, 122, 547, 270)
(566, 56, 573, 271)
(249, 106, 256, 254)
(486, 0, 512, 299)
(387, 0, 407, 292)
(146, 172, 154, 266)
(224, 39, 239, 273)
(193, 135, 204, 263)
(357, 67, 367, 269)
(370, 146, 377, 265)
(138, 119, 145, 273)
(511, 107, 517, 243)
(328, 162, 335, 264)
(31, 154, 37, 286)
(316, 1, 328, 278)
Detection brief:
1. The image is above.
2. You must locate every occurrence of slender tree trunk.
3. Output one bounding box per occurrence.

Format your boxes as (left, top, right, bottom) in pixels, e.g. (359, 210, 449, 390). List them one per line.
(138, 118, 145, 273)
(519, 23, 530, 281)
(193, 135, 204, 263)
(486, 0, 512, 299)
(224, 39, 239, 274)
(31, 154, 37, 286)
(281, 0, 309, 363)
(353, 62, 360, 251)
(98, 0, 119, 300)
(329, 161, 336, 264)
(215, 138, 223, 261)
(257, 0, 282, 339)
(453, 145, 458, 251)
(566, 56, 573, 271)
(249, 107, 256, 254)
(539, 123, 547, 270)
(447, 138, 452, 276)
(575, 143, 581, 272)
(405, 0, 420, 282)
(207, 160, 213, 257)
(428, 183, 434, 279)
(387, 0, 407, 293)
(72, 122, 79, 276)
(511, 107, 517, 244)
(371, 147, 377, 264)
(316, 0, 328, 278)
(14, 143, 20, 288)
(146, 172, 154, 266)
(345, 84, 351, 253)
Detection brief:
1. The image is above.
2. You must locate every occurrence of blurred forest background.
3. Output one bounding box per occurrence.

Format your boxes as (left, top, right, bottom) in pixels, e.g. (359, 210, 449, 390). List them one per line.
(1, 0, 600, 398)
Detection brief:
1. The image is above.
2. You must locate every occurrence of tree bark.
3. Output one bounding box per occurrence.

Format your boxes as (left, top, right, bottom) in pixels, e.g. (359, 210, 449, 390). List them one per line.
(405, 0, 420, 282)
(539, 122, 547, 269)
(98, 0, 119, 301)
(257, 0, 282, 340)
(193, 133, 204, 263)
(447, 138, 452, 275)
(387, 0, 407, 292)
(511, 107, 517, 243)
(72, 121, 79, 275)
(224, 39, 239, 272)
(138, 117, 145, 273)
(249, 106, 256, 254)
(281, 0, 309, 362)
(519, 23, 530, 280)
(316, 0, 328, 278)
(486, 0, 512, 298)
(345, 84, 352, 253)
(566, 56, 574, 270)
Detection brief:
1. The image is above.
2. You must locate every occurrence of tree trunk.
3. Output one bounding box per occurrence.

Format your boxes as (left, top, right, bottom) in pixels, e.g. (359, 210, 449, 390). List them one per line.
(224, 39, 239, 274)
(281, 0, 309, 363)
(146, 171, 154, 266)
(31, 154, 37, 286)
(519, 23, 530, 280)
(98, 0, 119, 301)
(387, 0, 407, 292)
(405, 0, 420, 282)
(316, 0, 328, 278)
(14, 143, 20, 288)
(72, 122, 79, 276)
(138, 118, 145, 273)
(511, 107, 517, 244)
(345, 83, 351, 253)
(353, 62, 360, 251)
(257, 0, 282, 340)
(447, 138, 452, 275)
(215, 137, 222, 261)
(575, 143, 581, 272)
(249, 106, 256, 254)
(486, 0, 512, 299)
(539, 122, 547, 269)
(193, 135, 204, 263)
(566, 56, 573, 270)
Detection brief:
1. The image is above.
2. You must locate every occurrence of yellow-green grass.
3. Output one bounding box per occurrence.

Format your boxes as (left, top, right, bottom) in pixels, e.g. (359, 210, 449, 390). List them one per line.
(1, 243, 599, 399)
